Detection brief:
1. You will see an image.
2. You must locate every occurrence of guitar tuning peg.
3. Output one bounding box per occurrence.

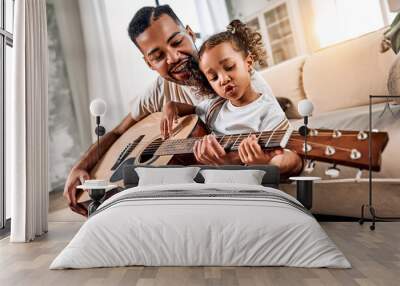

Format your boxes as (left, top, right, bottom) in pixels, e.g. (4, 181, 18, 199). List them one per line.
(302, 143, 312, 153)
(325, 145, 336, 156)
(357, 131, 368, 141)
(325, 164, 340, 178)
(350, 149, 362, 160)
(332, 130, 342, 138)
(304, 160, 316, 173)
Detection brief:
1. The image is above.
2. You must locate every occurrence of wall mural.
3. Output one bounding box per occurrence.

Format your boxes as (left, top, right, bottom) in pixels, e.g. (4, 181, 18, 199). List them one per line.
(48, 2, 399, 220)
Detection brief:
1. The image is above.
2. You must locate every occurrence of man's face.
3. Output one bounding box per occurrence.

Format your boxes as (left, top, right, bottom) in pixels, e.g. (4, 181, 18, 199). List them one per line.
(136, 15, 198, 85)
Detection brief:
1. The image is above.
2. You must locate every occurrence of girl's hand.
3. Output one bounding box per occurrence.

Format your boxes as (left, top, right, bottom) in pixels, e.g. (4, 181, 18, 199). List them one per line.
(238, 134, 283, 165)
(161, 101, 179, 139)
(193, 135, 241, 165)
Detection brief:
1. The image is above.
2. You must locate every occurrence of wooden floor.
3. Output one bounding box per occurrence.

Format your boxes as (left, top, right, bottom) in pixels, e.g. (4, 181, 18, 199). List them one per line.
(1, 196, 400, 286)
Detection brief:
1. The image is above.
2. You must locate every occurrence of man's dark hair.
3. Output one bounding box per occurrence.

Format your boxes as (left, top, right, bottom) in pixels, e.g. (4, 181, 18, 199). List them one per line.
(128, 5, 183, 48)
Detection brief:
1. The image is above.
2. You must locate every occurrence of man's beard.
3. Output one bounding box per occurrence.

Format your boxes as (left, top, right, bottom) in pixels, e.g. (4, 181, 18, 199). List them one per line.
(167, 56, 200, 86)
(166, 56, 215, 98)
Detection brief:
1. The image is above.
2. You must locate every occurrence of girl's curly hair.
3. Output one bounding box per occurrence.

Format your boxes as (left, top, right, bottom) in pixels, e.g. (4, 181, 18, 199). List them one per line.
(192, 19, 267, 98)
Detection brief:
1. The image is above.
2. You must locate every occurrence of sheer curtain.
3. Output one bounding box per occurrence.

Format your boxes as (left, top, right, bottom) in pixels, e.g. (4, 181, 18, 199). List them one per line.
(53, 0, 92, 149)
(78, 0, 125, 134)
(10, 0, 49, 242)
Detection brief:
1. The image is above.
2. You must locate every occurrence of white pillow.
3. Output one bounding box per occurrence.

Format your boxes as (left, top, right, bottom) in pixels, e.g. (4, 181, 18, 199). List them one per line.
(135, 167, 200, 186)
(200, 169, 266, 185)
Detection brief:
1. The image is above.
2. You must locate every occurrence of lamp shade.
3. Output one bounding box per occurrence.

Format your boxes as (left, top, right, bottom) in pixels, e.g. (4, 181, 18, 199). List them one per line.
(90, 99, 107, 116)
(297, 99, 314, 117)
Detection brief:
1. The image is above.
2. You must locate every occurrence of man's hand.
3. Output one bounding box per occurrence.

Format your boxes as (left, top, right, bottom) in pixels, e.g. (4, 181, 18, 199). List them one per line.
(160, 101, 179, 139)
(63, 167, 90, 217)
(193, 134, 240, 165)
(238, 134, 283, 165)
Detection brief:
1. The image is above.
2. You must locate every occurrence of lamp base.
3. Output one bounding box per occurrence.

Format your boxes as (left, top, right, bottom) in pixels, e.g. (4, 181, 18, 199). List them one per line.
(87, 188, 106, 216)
(290, 177, 321, 210)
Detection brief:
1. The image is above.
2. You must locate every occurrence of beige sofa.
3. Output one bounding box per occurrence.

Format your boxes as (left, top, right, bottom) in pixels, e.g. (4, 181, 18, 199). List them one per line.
(260, 28, 400, 218)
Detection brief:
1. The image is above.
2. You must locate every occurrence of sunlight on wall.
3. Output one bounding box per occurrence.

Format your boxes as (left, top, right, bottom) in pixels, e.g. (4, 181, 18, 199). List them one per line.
(160, 0, 201, 33)
(313, 0, 385, 48)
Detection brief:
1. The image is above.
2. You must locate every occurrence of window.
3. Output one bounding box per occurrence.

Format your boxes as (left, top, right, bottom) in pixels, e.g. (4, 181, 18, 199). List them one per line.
(1, 0, 14, 231)
(313, 0, 394, 48)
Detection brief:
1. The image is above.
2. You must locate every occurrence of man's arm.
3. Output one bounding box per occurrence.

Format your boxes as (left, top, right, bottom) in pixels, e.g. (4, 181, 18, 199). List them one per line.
(64, 114, 137, 216)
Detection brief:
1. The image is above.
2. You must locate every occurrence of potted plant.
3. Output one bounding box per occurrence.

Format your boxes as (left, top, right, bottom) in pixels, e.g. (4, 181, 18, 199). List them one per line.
(382, 13, 400, 104)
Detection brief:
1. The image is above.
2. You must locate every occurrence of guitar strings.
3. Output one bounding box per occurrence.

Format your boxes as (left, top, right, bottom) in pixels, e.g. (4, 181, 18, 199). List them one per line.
(139, 131, 362, 149)
(288, 138, 355, 153)
(143, 130, 355, 146)
(145, 130, 359, 141)
(140, 131, 361, 152)
(120, 128, 368, 156)
(142, 134, 286, 151)
(140, 137, 357, 156)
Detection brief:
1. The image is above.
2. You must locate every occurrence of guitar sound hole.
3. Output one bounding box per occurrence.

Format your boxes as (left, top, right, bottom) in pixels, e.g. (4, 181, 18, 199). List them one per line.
(137, 137, 163, 164)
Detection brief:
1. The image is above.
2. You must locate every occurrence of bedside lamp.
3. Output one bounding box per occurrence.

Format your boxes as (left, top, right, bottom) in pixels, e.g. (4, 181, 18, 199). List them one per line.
(289, 100, 320, 210)
(85, 99, 107, 216)
(90, 99, 107, 162)
(297, 99, 314, 162)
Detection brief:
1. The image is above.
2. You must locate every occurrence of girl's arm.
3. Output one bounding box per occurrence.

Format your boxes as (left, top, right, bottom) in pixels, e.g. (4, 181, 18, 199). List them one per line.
(238, 135, 303, 176)
(161, 101, 196, 138)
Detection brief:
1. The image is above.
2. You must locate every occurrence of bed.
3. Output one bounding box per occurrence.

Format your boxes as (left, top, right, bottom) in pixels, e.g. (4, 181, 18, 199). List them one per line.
(50, 165, 350, 269)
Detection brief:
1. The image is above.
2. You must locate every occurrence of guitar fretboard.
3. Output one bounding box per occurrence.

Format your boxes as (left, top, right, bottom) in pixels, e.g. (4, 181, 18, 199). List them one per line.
(154, 129, 292, 156)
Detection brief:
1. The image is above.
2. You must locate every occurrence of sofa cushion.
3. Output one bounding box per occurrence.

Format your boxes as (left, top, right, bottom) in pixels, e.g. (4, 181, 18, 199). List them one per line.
(303, 28, 396, 115)
(260, 56, 307, 119)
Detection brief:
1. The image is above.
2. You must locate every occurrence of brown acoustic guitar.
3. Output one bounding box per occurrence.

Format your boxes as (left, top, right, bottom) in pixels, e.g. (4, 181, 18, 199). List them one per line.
(86, 112, 388, 193)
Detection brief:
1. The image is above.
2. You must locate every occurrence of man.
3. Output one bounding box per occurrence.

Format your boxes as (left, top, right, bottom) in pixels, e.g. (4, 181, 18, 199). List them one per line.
(64, 5, 302, 216)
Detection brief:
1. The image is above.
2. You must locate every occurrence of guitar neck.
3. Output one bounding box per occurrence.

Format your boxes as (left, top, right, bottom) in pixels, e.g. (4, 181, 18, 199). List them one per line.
(155, 128, 292, 156)
(153, 127, 388, 171)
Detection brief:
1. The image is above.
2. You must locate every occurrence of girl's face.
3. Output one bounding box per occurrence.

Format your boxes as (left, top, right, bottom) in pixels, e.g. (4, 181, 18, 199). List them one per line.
(199, 41, 253, 104)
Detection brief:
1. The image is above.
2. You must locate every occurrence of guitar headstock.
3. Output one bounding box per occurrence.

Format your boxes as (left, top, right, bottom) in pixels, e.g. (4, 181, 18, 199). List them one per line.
(287, 129, 389, 171)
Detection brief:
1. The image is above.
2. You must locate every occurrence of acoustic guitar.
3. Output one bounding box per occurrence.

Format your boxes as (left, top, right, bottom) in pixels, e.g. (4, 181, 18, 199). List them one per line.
(88, 112, 388, 190)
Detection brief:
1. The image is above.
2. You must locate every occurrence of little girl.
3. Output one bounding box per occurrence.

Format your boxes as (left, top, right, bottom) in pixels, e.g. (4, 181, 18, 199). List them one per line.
(161, 20, 301, 173)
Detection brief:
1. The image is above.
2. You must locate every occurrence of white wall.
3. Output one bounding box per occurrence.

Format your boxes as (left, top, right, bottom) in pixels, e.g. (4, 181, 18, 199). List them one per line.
(160, 0, 201, 33)
(228, 0, 278, 19)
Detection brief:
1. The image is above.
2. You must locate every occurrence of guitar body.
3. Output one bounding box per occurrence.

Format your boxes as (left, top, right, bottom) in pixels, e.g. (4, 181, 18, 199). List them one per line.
(90, 112, 207, 188)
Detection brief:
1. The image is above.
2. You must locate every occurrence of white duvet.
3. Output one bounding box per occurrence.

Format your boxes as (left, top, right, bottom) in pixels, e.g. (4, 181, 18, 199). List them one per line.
(50, 183, 351, 269)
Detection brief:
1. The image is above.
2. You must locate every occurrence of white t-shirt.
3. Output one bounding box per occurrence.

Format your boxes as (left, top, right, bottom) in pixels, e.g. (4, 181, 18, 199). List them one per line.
(129, 71, 283, 123)
(195, 72, 288, 135)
